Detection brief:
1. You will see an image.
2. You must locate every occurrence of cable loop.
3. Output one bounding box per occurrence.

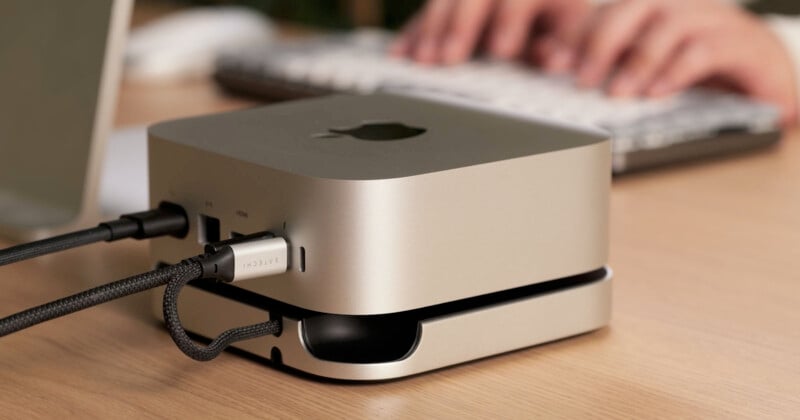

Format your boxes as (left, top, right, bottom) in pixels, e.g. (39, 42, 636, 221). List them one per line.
(162, 265, 282, 361)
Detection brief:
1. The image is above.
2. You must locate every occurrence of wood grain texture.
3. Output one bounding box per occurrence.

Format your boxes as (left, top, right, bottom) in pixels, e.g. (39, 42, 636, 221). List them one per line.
(3, 66, 799, 419)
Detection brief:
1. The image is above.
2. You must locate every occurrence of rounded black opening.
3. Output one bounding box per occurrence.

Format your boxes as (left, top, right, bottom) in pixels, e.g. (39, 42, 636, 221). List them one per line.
(302, 314, 420, 363)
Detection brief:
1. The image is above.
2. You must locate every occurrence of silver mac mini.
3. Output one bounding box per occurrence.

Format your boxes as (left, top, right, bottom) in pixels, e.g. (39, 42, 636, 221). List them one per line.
(148, 93, 612, 381)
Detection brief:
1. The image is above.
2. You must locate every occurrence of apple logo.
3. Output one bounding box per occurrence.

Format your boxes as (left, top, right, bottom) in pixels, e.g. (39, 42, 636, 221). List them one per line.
(314, 121, 426, 141)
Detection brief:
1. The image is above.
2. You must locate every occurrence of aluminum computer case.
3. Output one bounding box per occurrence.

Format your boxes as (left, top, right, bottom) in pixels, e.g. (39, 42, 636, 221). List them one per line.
(148, 93, 612, 380)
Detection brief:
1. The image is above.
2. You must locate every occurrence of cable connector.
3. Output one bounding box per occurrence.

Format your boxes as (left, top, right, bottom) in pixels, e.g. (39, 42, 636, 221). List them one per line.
(100, 202, 189, 241)
(196, 232, 289, 283)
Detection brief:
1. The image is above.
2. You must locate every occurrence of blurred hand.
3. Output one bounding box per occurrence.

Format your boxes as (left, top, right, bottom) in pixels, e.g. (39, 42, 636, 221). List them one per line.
(390, 0, 591, 71)
(578, 0, 797, 124)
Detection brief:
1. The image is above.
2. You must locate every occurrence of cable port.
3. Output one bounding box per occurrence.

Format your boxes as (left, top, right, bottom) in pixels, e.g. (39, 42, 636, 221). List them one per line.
(197, 214, 220, 244)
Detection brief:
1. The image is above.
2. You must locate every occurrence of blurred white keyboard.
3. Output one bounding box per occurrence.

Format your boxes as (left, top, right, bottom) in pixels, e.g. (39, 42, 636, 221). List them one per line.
(215, 30, 781, 172)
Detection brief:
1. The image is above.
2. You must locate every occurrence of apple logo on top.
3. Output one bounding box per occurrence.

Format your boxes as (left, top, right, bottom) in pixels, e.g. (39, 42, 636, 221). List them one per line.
(314, 121, 426, 141)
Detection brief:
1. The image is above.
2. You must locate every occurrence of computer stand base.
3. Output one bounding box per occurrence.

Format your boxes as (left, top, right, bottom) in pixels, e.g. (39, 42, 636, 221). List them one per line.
(169, 267, 612, 381)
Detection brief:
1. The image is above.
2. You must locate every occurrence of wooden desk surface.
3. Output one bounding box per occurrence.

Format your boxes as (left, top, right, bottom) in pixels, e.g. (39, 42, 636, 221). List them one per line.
(1, 78, 798, 418)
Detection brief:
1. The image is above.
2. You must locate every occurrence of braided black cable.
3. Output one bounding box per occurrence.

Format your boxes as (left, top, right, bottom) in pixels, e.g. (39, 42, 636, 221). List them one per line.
(0, 226, 112, 267)
(163, 267, 282, 362)
(0, 203, 189, 268)
(0, 259, 200, 337)
(0, 243, 282, 361)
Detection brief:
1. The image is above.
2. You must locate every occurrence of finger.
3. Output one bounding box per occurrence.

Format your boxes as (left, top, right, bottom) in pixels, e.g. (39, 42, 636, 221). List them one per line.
(534, 2, 590, 72)
(609, 18, 689, 97)
(578, 0, 657, 87)
(546, 0, 591, 50)
(646, 40, 716, 97)
(781, 105, 798, 126)
(414, 0, 457, 64)
(390, 15, 422, 57)
(490, 0, 542, 59)
(531, 36, 575, 73)
(650, 38, 798, 125)
(441, 0, 496, 64)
